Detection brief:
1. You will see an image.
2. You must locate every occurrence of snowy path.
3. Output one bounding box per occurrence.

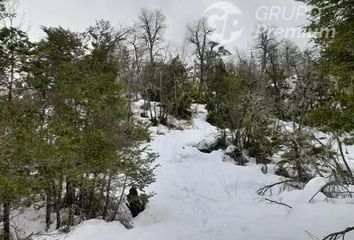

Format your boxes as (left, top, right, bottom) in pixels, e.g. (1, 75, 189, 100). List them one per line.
(53, 107, 354, 240)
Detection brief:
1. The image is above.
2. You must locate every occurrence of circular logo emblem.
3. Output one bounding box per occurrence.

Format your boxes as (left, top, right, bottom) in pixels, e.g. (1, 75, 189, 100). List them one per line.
(203, 1, 244, 45)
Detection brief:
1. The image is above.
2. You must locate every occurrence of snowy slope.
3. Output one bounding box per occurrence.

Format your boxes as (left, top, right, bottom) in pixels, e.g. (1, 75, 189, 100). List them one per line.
(40, 105, 354, 240)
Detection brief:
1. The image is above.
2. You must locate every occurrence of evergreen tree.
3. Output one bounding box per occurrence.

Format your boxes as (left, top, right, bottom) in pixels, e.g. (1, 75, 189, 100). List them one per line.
(301, 0, 354, 181)
(0, 19, 34, 240)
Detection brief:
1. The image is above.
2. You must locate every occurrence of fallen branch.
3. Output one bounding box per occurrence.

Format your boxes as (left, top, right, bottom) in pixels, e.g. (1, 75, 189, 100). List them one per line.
(257, 179, 301, 196)
(264, 197, 292, 209)
(323, 226, 354, 240)
(308, 181, 337, 203)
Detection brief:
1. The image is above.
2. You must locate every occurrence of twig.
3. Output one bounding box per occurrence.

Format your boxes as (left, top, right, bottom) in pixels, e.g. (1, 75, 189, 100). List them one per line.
(305, 229, 320, 240)
(323, 226, 354, 240)
(263, 197, 292, 209)
(216, 175, 232, 198)
(257, 179, 300, 196)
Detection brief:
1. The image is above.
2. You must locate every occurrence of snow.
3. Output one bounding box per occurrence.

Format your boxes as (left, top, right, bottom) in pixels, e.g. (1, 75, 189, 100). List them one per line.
(38, 104, 354, 240)
(11, 206, 50, 237)
(279, 177, 328, 204)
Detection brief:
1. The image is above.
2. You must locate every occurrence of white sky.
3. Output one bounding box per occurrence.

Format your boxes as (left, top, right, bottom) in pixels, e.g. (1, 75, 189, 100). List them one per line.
(15, 0, 312, 51)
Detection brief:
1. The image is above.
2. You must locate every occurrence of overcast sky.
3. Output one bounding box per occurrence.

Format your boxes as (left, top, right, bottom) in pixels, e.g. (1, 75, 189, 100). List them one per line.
(16, 0, 311, 51)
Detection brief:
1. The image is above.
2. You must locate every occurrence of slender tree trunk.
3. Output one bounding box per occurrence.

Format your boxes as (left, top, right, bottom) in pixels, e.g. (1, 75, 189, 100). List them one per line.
(87, 182, 97, 219)
(293, 140, 305, 181)
(199, 59, 204, 98)
(66, 205, 74, 232)
(3, 20, 14, 239)
(102, 174, 112, 220)
(98, 175, 107, 211)
(53, 183, 61, 229)
(46, 185, 52, 231)
(3, 202, 10, 240)
(64, 180, 75, 208)
(335, 133, 354, 182)
(112, 176, 128, 221)
(78, 185, 85, 214)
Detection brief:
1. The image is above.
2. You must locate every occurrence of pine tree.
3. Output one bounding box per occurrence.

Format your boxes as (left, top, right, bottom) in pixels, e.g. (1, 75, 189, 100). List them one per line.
(0, 16, 34, 240)
(300, 0, 354, 181)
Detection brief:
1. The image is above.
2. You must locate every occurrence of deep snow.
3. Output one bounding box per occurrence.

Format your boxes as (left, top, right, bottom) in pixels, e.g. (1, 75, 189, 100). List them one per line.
(37, 104, 354, 240)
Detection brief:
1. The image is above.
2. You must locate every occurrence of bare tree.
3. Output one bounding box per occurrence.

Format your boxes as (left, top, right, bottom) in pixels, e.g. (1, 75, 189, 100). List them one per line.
(186, 18, 213, 96)
(138, 8, 166, 64)
(129, 28, 145, 95)
(280, 40, 301, 77)
(254, 27, 279, 74)
(254, 27, 289, 119)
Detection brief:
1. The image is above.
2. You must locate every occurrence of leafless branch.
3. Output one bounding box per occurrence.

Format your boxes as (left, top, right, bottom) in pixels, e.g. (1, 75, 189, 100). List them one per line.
(263, 197, 292, 209)
(323, 226, 354, 240)
(257, 179, 301, 196)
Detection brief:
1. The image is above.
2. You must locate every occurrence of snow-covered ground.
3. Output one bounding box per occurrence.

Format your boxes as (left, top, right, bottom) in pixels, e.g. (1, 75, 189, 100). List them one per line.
(38, 104, 354, 240)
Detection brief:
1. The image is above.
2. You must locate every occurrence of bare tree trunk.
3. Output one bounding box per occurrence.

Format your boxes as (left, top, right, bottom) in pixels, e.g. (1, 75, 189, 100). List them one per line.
(112, 176, 128, 221)
(335, 133, 354, 182)
(53, 183, 61, 229)
(66, 204, 74, 232)
(98, 174, 107, 212)
(88, 184, 97, 219)
(199, 62, 204, 98)
(102, 174, 112, 219)
(46, 185, 52, 231)
(3, 202, 10, 240)
(63, 180, 75, 208)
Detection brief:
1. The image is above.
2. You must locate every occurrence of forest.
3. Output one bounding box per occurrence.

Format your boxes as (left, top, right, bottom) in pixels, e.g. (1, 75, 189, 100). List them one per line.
(0, 0, 353, 239)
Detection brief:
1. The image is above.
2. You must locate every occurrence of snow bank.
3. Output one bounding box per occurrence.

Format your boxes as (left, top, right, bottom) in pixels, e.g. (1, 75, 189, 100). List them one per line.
(279, 177, 328, 204)
(63, 220, 126, 240)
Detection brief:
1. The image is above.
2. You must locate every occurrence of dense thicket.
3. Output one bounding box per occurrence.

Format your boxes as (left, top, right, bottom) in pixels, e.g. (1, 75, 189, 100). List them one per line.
(0, 9, 156, 240)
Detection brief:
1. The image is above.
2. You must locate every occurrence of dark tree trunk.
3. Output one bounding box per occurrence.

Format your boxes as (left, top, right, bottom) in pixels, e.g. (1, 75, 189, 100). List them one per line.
(53, 183, 61, 229)
(112, 176, 128, 221)
(46, 185, 52, 231)
(66, 205, 74, 232)
(63, 180, 75, 208)
(87, 185, 96, 219)
(3, 202, 10, 240)
(102, 174, 112, 220)
(335, 134, 354, 182)
(78, 185, 87, 216)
